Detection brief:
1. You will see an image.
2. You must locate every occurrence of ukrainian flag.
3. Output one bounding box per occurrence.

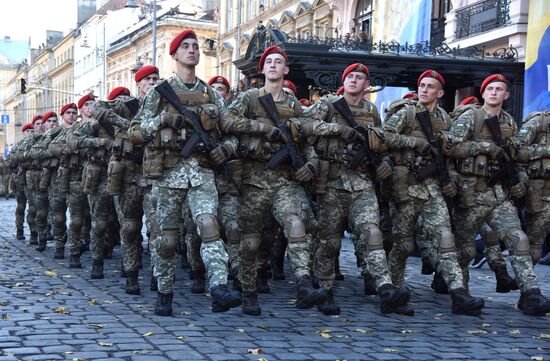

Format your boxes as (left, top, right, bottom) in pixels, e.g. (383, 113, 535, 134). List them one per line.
(523, 0, 550, 117)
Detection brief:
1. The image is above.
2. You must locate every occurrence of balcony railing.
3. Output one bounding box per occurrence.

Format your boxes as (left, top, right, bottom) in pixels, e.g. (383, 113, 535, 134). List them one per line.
(431, 18, 446, 46)
(455, 0, 510, 39)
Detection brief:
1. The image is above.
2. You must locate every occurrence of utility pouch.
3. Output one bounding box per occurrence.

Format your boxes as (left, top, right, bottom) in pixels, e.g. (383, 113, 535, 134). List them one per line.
(160, 127, 175, 148)
(473, 155, 488, 177)
(313, 160, 330, 194)
(122, 139, 134, 158)
(107, 159, 125, 195)
(458, 175, 477, 208)
(526, 179, 545, 213)
(227, 159, 243, 196)
(367, 127, 387, 152)
(83, 162, 103, 194)
(112, 136, 124, 156)
(543, 158, 550, 178)
(142, 147, 164, 179)
(458, 157, 474, 175)
(57, 166, 70, 193)
(392, 165, 410, 203)
(199, 104, 219, 131)
(38, 167, 52, 191)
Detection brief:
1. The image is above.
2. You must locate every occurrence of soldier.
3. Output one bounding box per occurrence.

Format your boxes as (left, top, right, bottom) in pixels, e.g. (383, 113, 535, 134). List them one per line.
(448, 73, 550, 316)
(208, 75, 232, 104)
(303, 63, 412, 315)
(514, 110, 550, 267)
(282, 79, 297, 98)
(224, 45, 327, 316)
(384, 70, 485, 316)
(6, 123, 34, 240)
(70, 89, 120, 279)
(23, 115, 46, 246)
(138, 29, 241, 315)
(50, 95, 94, 268)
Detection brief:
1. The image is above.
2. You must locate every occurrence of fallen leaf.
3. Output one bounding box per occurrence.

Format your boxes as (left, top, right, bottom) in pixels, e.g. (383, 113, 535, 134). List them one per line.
(511, 348, 520, 352)
(89, 299, 98, 305)
(287, 298, 297, 305)
(2, 314, 11, 320)
(531, 357, 544, 361)
(384, 348, 397, 352)
(180, 311, 192, 315)
(235, 328, 245, 333)
(534, 333, 550, 339)
(45, 291, 56, 297)
(63, 351, 74, 354)
(44, 270, 58, 277)
(14, 282, 32, 287)
(247, 348, 263, 355)
(97, 342, 113, 347)
(142, 332, 155, 337)
(467, 330, 487, 335)
(482, 323, 491, 328)
(400, 330, 415, 334)
(87, 323, 104, 329)
(267, 311, 278, 317)
(257, 325, 269, 330)
(187, 323, 195, 327)
(176, 336, 186, 341)
(258, 358, 268, 361)
(319, 332, 332, 339)
(54, 306, 70, 315)
(72, 358, 89, 361)
(509, 329, 521, 334)
(354, 328, 374, 334)
(0, 301, 11, 306)
(104, 300, 114, 304)
(340, 318, 352, 324)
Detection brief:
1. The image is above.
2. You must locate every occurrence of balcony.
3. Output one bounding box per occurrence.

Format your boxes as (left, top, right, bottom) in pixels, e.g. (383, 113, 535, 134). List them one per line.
(455, 0, 510, 39)
(431, 18, 446, 46)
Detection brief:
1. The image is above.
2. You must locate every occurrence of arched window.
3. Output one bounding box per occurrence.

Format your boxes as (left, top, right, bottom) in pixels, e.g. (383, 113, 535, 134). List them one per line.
(354, 0, 373, 39)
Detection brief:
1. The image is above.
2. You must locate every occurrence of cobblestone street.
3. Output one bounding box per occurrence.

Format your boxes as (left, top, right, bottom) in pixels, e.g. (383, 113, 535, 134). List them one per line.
(0, 197, 548, 361)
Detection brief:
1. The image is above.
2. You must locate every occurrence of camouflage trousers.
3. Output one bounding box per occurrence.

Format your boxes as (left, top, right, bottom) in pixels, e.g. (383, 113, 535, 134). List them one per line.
(143, 185, 160, 274)
(453, 193, 539, 292)
(35, 181, 49, 240)
(219, 192, 240, 272)
(524, 201, 550, 265)
(390, 193, 463, 291)
(183, 199, 203, 273)
(238, 182, 312, 294)
(48, 177, 67, 249)
(315, 184, 392, 291)
(66, 180, 91, 256)
(478, 223, 509, 272)
(88, 179, 117, 262)
(114, 183, 144, 273)
(25, 170, 40, 237)
(14, 179, 27, 232)
(155, 180, 228, 294)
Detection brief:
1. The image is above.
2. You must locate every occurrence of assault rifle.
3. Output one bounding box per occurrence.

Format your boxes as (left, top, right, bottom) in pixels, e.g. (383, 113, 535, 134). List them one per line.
(155, 80, 242, 195)
(331, 97, 382, 170)
(258, 92, 318, 217)
(485, 115, 521, 188)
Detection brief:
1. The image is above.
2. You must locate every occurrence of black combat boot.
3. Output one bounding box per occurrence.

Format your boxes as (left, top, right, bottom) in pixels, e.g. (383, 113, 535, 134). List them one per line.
(29, 231, 38, 245)
(256, 267, 270, 294)
(394, 304, 415, 316)
(191, 269, 206, 294)
(16, 229, 25, 240)
(334, 258, 344, 281)
(150, 270, 158, 291)
(378, 284, 411, 314)
(154, 292, 173, 316)
(211, 300, 230, 313)
(36, 237, 47, 252)
(494, 265, 519, 293)
(522, 288, 550, 316)
(53, 247, 65, 259)
(364, 273, 377, 295)
(103, 248, 113, 259)
(180, 251, 190, 269)
(242, 292, 262, 316)
(450, 287, 485, 316)
(271, 255, 286, 280)
(125, 271, 140, 295)
(421, 258, 435, 275)
(431, 272, 449, 294)
(69, 255, 81, 268)
(233, 274, 242, 292)
(91, 260, 104, 279)
(210, 284, 242, 309)
(79, 241, 89, 255)
(296, 275, 327, 309)
(317, 289, 340, 315)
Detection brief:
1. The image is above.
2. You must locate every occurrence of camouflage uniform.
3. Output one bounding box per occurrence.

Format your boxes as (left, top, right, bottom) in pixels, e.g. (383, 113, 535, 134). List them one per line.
(449, 107, 538, 291)
(139, 75, 233, 298)
(22, 133, 43, 243)
(383, 102, 464, 292)
(512, 110, 550, 264)
(6, 138, 29, 239)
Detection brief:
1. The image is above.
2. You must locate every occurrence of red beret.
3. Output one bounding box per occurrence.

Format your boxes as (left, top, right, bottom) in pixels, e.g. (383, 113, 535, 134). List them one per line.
(480, 74, 509, 93)
(22, 123, 33, 132)
(258, 46, 287, 70)
(42, 111, 58, 122)
(78, 93, 95, 109)
(208, 75, 230, 89)
(418, 70, 445, 86)
(60, 103, 77, 115)
(459, 96, 480, 106)
(31, 114, 42, 124)
(169, 29, 197, 55)
(342, 63, 369, 82)
(299, 98, 312, 107)
(403, 92, 418, 100)
(135, 65, 159, 82)
(336, 86, 345, 96)
(282, 79, 297, 95)
(107, 87, 131, 101)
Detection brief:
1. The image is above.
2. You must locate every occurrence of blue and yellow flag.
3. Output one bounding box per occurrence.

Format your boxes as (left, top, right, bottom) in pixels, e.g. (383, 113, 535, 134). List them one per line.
(523, 0, 550, 117)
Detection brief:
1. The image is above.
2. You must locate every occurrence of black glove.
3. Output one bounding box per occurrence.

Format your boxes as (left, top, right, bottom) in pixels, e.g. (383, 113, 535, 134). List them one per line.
(415, 139, 432, 156)
(510, 182, 526, 199)
(209, 144, 231, 165)
(375, 160, 392, 180)
(161, 113, 186, 129)
(294, 162, 317, 182)
(340, 125, 365, 143)
(441, 182, 457, 198)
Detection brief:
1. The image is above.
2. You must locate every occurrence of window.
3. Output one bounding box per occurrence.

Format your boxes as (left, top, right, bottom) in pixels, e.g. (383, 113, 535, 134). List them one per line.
(354, 0, 373, 39)
(226, 0, 233, 30)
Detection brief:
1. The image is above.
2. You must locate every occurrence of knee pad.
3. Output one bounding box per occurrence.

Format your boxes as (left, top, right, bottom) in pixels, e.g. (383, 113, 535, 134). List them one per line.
(125, 219, 141, 236)
(241, 233, 261, 254)
(53, 213, 66, 228)
(360, 223, 383, 252)
(224, 220, 240, 244)
(480, 224, 499, 247)
(531, 247, 542, 265)
(195, 213, 220, 243)
(435, 226, 455, 254)
(462, 244, 476, 263)
(284, 214, 306, 243)
(324, 234, 342, 254)
(505, 229, 530, 257)
(393, 234, 415, 256)
(37, 208, 48, 221)
(158, 229, 179, 259)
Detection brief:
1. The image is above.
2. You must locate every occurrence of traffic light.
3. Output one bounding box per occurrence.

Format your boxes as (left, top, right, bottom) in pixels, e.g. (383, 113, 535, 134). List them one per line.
(20, 78, 26, 94)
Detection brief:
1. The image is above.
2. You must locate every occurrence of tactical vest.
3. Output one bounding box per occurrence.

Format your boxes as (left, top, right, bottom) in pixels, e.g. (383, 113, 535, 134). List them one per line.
(524, 111, 550, 179)
(238, 88, 296, 162)
(315, 97, 378, 178)
(42, 127, 62, 169)
(456, 108, 514, 179)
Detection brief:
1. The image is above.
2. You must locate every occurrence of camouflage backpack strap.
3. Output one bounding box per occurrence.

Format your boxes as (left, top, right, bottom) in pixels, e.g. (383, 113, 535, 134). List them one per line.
(472, 106, 486, 139)
(403, 104, 417, 133)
